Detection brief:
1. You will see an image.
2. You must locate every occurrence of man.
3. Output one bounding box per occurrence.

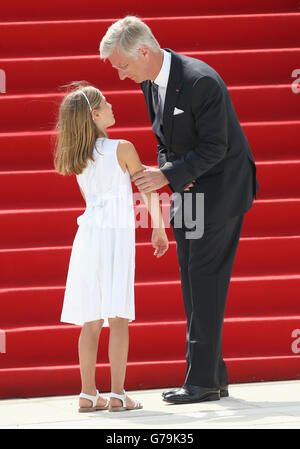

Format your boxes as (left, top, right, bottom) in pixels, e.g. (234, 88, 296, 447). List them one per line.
(99, 16, 259, 403)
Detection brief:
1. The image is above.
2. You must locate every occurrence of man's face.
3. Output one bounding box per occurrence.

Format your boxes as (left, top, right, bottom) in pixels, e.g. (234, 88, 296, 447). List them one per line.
(108, 46, 149, 83)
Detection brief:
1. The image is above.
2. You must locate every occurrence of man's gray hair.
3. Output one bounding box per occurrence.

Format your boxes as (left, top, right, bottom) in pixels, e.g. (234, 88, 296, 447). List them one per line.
(99, 15, 161, 60)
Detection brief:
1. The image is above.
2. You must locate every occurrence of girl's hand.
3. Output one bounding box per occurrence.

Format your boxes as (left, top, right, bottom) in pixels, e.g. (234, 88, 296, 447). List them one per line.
(152, 228, 169, 258)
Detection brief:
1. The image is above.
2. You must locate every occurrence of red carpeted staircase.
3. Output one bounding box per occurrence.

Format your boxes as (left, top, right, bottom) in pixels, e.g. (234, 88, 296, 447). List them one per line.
(0, 0, 300, 399)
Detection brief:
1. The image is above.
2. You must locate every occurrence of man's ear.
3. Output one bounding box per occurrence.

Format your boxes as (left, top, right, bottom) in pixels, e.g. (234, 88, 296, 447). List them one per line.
(140, 45, 150, 58)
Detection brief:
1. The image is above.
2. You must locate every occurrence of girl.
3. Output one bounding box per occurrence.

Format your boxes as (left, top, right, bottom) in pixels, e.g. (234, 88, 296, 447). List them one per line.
(54, 83, 169, 412)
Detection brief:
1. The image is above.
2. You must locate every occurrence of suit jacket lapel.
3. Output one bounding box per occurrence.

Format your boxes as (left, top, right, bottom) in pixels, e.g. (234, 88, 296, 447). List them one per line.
(140, 48, 183, 147)
(162, 48, 184, 148)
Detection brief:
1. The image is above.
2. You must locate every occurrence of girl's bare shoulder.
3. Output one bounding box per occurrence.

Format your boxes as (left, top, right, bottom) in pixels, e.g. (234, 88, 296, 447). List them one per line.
(116, 140, 144, 176)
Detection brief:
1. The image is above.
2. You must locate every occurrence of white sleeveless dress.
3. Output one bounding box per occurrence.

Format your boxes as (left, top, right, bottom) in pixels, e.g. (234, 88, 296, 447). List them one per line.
(60, 137, 135, 327)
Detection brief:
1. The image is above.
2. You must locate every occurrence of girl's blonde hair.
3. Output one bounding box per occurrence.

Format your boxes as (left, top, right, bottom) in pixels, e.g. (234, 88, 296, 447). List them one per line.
(53, 82, 106, 176)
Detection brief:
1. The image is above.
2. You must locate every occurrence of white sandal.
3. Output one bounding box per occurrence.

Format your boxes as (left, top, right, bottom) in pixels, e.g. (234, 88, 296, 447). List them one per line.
(109, 389, 143, 412)
(78, 389, 109, 413)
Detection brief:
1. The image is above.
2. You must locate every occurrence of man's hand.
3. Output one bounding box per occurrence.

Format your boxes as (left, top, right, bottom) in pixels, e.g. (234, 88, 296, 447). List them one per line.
(184, 181, 196, 191)
(131, 167, 169, 193)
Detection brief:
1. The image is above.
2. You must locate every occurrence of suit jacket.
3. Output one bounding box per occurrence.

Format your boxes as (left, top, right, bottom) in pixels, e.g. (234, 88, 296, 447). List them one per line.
(140, 48, 260, 225)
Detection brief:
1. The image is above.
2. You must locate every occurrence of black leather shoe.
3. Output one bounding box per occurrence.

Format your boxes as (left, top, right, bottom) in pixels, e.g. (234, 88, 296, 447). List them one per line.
(161, 385, 229, 398)
(220, 385, 229, 398)
(162, 386, 184, 398)
(162, 385, 220, 404)
(162, 385, 229, 398)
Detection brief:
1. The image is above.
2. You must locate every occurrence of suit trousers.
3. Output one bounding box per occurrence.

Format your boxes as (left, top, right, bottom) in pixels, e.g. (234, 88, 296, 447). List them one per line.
(171, 212, 245, 388)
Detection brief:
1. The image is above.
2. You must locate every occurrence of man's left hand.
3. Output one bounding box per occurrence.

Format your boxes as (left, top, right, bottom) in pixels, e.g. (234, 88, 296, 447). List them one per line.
(131, 167, 169, 193)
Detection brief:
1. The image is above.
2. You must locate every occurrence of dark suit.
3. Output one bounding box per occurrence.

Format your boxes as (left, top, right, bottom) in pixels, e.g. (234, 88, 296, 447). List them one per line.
(140, 48, 260, 388)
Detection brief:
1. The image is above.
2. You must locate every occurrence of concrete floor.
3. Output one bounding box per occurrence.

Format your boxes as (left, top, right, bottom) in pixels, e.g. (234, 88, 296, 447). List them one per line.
(0, 380, 299, 429)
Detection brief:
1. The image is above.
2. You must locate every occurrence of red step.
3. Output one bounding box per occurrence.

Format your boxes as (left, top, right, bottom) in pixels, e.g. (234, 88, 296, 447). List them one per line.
(0, 355, 299, 399)
(1, 0, 299, 399)
(1, 316, 299, 369)
(1, 160, 299, 209)
(0, 86, 298, 132)
(1, 236, 300, 288)
(1, 48, 299, 94)
(255, 161, 300, 199)
(0, 128, 158, 170)
(1, 121, 299, 171)
(0, 198, 300, 249)
(1, 14, 300, 58)
(0, 275, 299, 328)
(1, 0, 299, 22)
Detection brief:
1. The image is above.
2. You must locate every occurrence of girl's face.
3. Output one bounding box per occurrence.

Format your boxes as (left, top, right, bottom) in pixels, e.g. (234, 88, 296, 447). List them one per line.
(93, 95, 115, 133)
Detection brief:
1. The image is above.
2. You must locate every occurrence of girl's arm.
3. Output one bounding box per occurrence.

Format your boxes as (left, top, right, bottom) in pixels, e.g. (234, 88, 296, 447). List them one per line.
(117, 140, 165, 230)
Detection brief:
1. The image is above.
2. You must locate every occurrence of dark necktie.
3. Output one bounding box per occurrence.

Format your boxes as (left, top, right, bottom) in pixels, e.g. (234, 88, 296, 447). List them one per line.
(151, 82, 165, 144)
